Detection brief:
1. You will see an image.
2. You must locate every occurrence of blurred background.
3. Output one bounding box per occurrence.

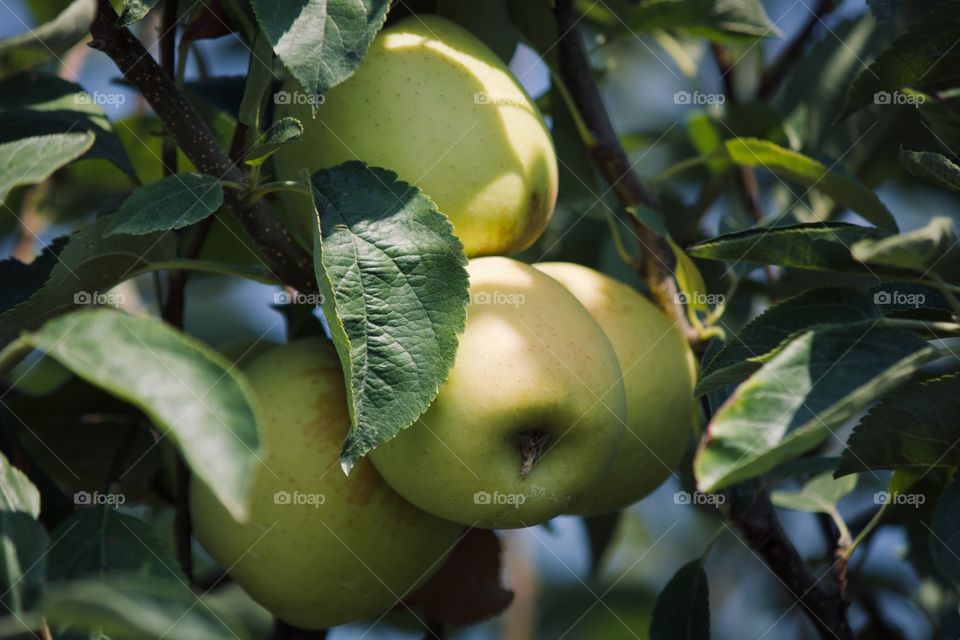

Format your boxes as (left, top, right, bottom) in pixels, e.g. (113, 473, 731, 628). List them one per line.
(2, 0, 958, 638)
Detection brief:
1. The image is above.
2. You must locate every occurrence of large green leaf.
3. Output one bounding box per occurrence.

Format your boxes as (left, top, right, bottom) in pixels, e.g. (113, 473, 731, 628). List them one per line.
(0, 133, 93, 203)
(43, 576, 255, 640)
(687, 223, 891, 273)
(105, 173, 223, 236)
(0, 512, 48, 615)
(250, 0, 389, 98)
(0, 310, 262, 521)
(723, 138, 897, 230)
(0, 0, 95, 74)
(695, 323, 940, 492)
(840, 2, 960, 119)
(851, 216, 958, 273)
(777, 15, 885, 151)
(47, 507, 181, 582)
(698, 287, 879, 395)
(628, 0, 776, 42)
(0, 215, 177, 349)
(0, 71, 134, 176)
(836, 375, 960, 477)
(649, 559, 710, 640)
(311, 162, 469, 471)
(0, 452, 40, 518)
(900, 148, 960, 192)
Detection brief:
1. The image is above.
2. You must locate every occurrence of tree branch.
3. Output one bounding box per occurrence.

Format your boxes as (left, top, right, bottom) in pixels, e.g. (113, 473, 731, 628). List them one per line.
(88, 0, 315, 293)
(758, 0, 838, 100)
(728, 487, 853, 640)
(553, 0, 701, 351)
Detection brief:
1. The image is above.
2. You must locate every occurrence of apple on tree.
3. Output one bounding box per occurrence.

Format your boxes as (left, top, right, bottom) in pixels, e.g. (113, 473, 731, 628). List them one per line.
(189, 339, 462, 630)
(534, 262, 699, 514)
(369, 257, 628, 529)
(273, 15, 558, 258)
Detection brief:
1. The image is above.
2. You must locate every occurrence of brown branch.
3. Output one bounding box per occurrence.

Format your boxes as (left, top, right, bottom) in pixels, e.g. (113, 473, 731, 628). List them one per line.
(710, 43, 776, 285)
(728, 488, 853, 640)
(159, 0, 178, 176)
(758, 0, 838, 100)
(88, 0, 315, 293)
(553, 0, 701, 351)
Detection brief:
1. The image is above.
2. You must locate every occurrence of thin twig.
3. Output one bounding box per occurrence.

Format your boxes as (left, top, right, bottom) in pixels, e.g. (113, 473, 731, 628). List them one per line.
(553, 0, 701, 350)
(709, 43, 775, 284)
(758, 0, 838, 100)
(88, 0, 315, 293)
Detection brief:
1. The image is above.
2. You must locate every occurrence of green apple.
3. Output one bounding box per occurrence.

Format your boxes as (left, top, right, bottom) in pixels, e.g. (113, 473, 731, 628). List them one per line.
(189, 338, 462, 629)
(533, 262, 698, 515)
(369, 257, 627, 529)
(273, 15, 558, 257)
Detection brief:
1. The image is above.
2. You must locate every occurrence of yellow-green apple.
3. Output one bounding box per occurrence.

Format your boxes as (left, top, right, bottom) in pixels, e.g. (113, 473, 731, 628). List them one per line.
(369, 257, 627, 529)
(534, 262, 698, 515)
(273, 15, 558, 257)
(189, 339, 462, 629)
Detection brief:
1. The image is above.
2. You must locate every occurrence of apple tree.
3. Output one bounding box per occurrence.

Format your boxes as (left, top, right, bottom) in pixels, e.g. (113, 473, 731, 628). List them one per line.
(0, 0, 959, 638)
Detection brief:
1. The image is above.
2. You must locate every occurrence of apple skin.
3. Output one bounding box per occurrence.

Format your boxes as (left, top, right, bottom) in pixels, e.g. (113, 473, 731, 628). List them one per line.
(189, 338, 463, 630)
(369, 257, 627, 529)
(273, 15, 558, 258)
(533, 262, 698, 515)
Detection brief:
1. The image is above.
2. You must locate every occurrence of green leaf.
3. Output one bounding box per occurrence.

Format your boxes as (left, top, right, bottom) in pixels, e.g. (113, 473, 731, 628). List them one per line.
(105, 173, 223, 237)
(918, 94, 960, 156)
(628, 0, 776, 42)
(47, 507, 181, 582)
(900, 148, 960, 192)
(851, 216, 957, 272)
(310, 162, 469, 471)
(245, 116, 303, 167)
(686, 113, 729, 174)
(723, 138, 897, 231)
(698, 287, 879, 396)
(687, 223, 892, 273)
(840, 2, 960, 119)
(0, 512, 48, 614)
(931, 472, 960, 585)
(772, 472, 857, 513)
(0, 452, 40, 518)
(869, 282, 953, 318)
(117, 0, 159, 26)
(695, 323, 940, 492)
(649, 559, 710, 640)
(250, 0, 390, 98)
(0, 310, 262, 522)
(0, 215, 176, 349)
(0, 71, 134, 177)
(836, 375, 960, 477)
(0, 133, 94, 203)
(437, 0, 519, 63)
(0, 0, 95, 74)
(43, 576, 255, 640)
(507, 0, 558, 65)
(583, 512, 621, 579)
(777, 15, 884, 151)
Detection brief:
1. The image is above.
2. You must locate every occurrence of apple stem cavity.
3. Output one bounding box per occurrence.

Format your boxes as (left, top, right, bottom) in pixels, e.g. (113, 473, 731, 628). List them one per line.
(518, 431, 550, 479)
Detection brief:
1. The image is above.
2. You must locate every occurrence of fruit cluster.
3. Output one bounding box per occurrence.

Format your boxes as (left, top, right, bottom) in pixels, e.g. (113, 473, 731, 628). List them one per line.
(190, 15, 697, 630)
